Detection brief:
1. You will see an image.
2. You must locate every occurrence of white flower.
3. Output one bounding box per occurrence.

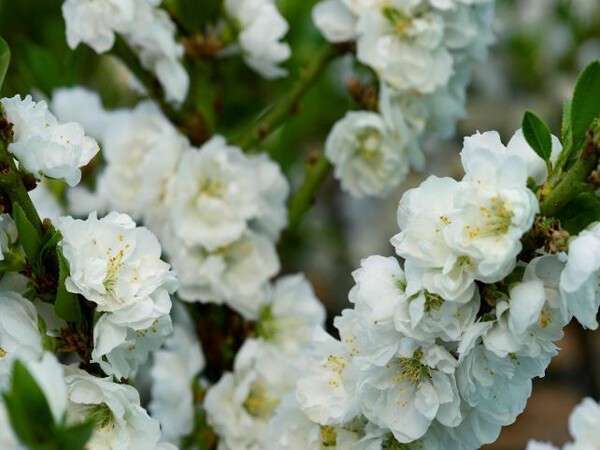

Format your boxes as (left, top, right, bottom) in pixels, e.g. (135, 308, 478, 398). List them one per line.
(356, 2, 453, 93)
(391, 175, 476, 300)
(358, 339, 461, 443)
(0, 292, 42, 388)
(205, 339, 297, 450)
(95, 101, 187, 231)
(296, 328, 361, 426)
(258, 274, 326, 354)
(93, 314, 173, 380)
(62, 0, 189, 104)
(394, 270, 479, 343)
(264, 395, 362, 450)
(149, 303, 205, 445)
(125, 1, 189, 104)
(560, 222, 600, 329)
(248, 154, 290, 241)
(62, 0, 135, 53)
(564, 397, 600, 450)
(225, 0, 291, 79)
(65, 367, 162, 450)
(57, 212, 176, 377)
(50, 86, 113, 139)
(312, 0, 358, 43)
(171, 230, 279, 319)
(1, 95, 99, 186)
(169, 137, 260, 250)
(325, 111, 410, 198)
(58, 212, 175, 314)
(340, 255, 406, 368)
(444, 131, 539, 284)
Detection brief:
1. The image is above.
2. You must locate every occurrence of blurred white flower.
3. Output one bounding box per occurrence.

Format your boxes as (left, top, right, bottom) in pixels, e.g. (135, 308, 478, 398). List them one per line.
(1, 95, 99, 186)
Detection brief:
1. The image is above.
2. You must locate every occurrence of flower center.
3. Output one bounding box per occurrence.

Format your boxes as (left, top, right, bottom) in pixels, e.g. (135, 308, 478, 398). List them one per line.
(86, 403, 114, 430)
(358, 129, 382, 162)
(0, 347, 6, 358)
(198, 177, 225, 198)
(320, 426, 337, 447)
(382, 7, 413, 36)
(104, 242, 128, 292)
(465, 196, 514, 239)
(393, 348, 431, 385)
(242, 381, 279, 419)
(423, 291, 444, 312)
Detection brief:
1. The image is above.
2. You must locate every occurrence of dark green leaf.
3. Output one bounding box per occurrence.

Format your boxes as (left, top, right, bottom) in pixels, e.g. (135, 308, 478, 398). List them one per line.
(555, 191, 600, 235)
(0, 36, 9, 91)
(13, 202, 42, 263)
(55, 247, 82, 323)
(40, 228, 62, 262)
(3, 361, 56, 449)
(571, 61, 600, 152)
(522, 111, 553, 162)
(55, 421, 94, 450)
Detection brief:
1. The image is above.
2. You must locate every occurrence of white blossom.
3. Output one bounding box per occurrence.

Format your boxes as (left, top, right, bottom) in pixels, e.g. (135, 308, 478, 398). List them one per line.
(149, 303, 205, 445)
(224, 0, 291, 79)
(264, 394, 362, 450)
(312, 0, 358, 43)
(57, 212, 177, 378)
(564, 397, 600, 450)
(296, 328, 361, 426)
(358, 339, 461, 443)
(356, 2, 453, 94)
(205, 339, 298, 450)
(62, 0, 135, 53)
(65, 367, 163, 450)
(0, 292, 42, 388)
(325, 111, 411, 198)
(171, 230, 279, 319)
(1, 95, 99, 186)
(560, 222, 600, 329)
(51, 86, 113, 139)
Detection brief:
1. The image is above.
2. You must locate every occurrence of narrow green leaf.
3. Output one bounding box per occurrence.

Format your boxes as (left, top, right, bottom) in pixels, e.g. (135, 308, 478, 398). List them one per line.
(55, 247, 82, 323)
(39, 228, 62, 262)
(522, 111, 553, 162)
(3, 361, 56, 449)
(555, 191, 600, 235)
(571, 60, 600, 152)
(0, 36, 9, 91)
(12, 202, 42, 263)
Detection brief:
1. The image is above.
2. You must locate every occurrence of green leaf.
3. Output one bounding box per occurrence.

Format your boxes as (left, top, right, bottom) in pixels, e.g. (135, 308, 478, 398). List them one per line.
(3, 361, 56, 449)
(55, 247, 82, 323)
(0, 36, 9, 91)
(12, 202, 42, 263)
(55, 421, 95, 450)
(571, 60, 600, 152)
(39, 228, 62, 263)
(522, 111, 553, 162)
(555, 191, 600, 235)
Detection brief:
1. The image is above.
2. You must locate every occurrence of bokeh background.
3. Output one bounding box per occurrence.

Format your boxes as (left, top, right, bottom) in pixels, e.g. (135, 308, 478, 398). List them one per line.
(0, 0, 599, 447)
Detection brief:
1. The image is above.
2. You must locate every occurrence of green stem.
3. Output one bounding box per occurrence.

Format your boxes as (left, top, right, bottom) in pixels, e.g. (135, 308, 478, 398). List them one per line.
(540, 144, 599, 217)
(287, 153, 331, 230)
(232, 44, 338, 151)
(0, 138, 43, 236)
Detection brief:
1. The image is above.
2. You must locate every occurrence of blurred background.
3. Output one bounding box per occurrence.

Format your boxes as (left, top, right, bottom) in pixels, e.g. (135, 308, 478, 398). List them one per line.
(0, 0, 599, 447)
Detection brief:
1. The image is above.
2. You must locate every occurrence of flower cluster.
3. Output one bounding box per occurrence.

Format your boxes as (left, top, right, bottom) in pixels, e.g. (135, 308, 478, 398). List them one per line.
(52, 87, 289, 319)
(61, 0, 189, 103)
(313, 0, 496, 197)
(261, 128, 600, 449)
(204, 274, 326, 449)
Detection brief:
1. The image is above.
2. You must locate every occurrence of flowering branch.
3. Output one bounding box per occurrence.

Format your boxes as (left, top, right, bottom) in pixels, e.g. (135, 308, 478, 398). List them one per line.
(232, 44, 339, 151)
